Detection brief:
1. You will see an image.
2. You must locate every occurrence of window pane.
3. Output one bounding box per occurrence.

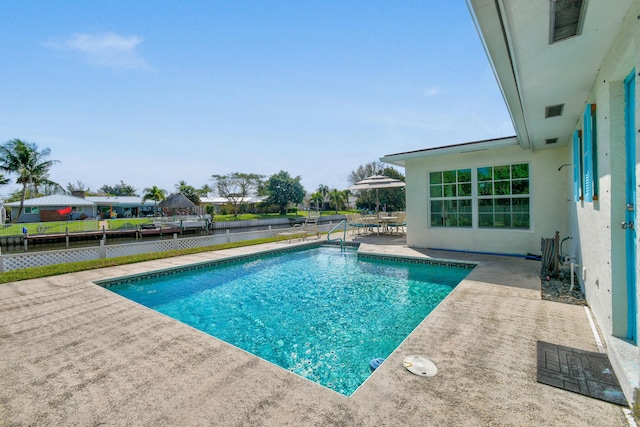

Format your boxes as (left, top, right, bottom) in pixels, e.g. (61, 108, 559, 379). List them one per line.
(459, 214, 472, 227)
(477, 167, 492, 181)
(511, 163, 529, 179)
(479, 213, 494, 227)
(513, 213, 530, 228)
(443, 170, 456, 183)
(512, 198, 529, 212)
(494, 199, 511, 227)
(478, 182, 493, 196)
(430, 200, 442, 213)
(458, 183, 472, 196)
(458, 169, 471, 182)
(495, 198, 511, 211)
(430, 171, 442, 184)
(431, 214, 444, 227)
(443, 184, 456, 197)
(478, 199, 494, 212)
(494, 212, 511, 227)
(511, 180, 529, 195)
(495, 181, 511, 195)
(494, 165, 510, 180)
(430, 185, 442, 197)
(447, 215, 459, 227)
(459, 199, 472, 212)
(444, 200, 457, 212)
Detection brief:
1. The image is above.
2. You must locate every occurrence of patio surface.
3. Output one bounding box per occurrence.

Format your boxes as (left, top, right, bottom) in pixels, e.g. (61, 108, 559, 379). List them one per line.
(0, 235, 630, 426)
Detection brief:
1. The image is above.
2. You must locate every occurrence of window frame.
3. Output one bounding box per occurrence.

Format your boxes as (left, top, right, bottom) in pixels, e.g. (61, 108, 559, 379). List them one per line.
(428, 168, 473, 228)
(476, 163, 530, 230)
(428, 163, 531, 231)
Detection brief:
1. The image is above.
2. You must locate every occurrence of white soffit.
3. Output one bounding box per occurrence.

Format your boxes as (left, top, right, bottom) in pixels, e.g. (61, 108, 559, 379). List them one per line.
(466, 0, 634, 151)
(380, 136, 519, 167)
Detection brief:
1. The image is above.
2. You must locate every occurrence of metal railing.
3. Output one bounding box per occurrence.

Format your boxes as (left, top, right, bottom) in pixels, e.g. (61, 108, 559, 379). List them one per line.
(327, 220, 347, 249)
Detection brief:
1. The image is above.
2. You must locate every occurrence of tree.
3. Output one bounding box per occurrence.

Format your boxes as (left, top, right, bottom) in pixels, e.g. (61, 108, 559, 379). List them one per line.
(67, 181, 90, 193)
(327, 188, 346, 214)
(210, 172, 264, 218)
(0, 139, 60, 221)
(264, 170, 305, 215)
(198, 184, 212, 197)
(142, 186, 167, 217)
(377, 167, 405, 212)
(100, 181, 138, 196)
(316, 184, 329, 197)
(343, 189, 352, 209)
(348, 161, 405, 212)
(175, 180, 201, 205)
(348, 160, 385, 185)
(309, 191, 324, 212)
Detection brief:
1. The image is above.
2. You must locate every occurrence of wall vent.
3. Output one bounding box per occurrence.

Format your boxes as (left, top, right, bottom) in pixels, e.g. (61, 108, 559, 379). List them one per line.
(550, 0, 587, 44)
(545, 138, 559, 145)
(545, 104, 564, 118)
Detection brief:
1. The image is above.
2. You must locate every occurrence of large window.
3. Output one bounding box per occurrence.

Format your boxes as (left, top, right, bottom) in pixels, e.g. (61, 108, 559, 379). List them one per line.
(478, 164, 530, 229)
(429, 163, 530, 230)
(429, 169, 472, 227)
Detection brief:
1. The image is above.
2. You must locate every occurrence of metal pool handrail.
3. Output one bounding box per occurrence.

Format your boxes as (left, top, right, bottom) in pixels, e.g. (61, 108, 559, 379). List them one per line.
(327, 220, 347, 249)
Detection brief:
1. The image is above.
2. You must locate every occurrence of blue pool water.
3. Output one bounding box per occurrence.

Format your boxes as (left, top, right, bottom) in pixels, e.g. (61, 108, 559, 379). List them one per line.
(104, 246, 472, 395)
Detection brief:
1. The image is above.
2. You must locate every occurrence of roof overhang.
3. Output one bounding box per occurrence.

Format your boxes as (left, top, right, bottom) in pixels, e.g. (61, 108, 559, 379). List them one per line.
(466, 0, 634, 151)
(381, 136, 519, 167)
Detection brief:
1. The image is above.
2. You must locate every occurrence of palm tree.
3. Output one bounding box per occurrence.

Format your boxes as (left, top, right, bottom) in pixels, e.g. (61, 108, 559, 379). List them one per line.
(327, 189, 346, 214)
(310, 191, 324, 212)
(142, 186, 167, 217)
(0, 139, 60, 222)
(317, 184, 329, 197)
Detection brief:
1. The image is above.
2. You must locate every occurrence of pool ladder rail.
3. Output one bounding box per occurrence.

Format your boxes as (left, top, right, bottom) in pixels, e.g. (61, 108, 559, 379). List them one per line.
(327, 220, 347, 250)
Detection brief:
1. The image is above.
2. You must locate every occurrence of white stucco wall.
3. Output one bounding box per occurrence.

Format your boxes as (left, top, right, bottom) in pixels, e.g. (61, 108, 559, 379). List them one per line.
(569, 1, 639, 404)
(404, 144, 568, 256)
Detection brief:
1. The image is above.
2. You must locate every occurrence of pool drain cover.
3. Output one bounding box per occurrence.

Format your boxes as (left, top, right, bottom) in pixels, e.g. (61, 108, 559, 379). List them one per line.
(403, 356, 437, 377)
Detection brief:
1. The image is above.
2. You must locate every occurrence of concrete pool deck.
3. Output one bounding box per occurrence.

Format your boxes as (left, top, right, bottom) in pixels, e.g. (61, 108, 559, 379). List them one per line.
(0, 236, 630, 426)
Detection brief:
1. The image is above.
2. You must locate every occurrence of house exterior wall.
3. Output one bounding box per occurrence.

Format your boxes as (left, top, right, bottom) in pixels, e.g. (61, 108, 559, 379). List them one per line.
(568, 1, 639, 404)
(404, 144, 568, 256)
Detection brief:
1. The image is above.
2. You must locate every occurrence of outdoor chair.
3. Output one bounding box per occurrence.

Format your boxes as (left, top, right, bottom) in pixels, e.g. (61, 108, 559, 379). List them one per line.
(278, 215, 320, 243)
(362, 215, 382, 235)
(387, 212, 406, 235)
(347, 213, 365, 235)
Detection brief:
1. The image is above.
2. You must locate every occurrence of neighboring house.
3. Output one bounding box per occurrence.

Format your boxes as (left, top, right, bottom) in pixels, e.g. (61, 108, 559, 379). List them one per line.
(4, 195, 95, 222)
(383, 0, 639, 407)
(4, 195, 159, 222)
(85, 196, 157, 219)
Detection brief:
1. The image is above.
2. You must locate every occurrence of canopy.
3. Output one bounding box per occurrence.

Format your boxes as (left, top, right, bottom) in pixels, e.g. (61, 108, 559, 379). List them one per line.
(348, 175, 405, 215)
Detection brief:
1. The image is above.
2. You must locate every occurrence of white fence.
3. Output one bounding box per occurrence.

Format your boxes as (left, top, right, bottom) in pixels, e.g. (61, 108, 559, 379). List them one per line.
(0, 224, 336, 273)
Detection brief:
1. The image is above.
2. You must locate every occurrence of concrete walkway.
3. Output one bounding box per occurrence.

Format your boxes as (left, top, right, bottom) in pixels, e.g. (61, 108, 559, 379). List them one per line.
(0, 236, 629, 426)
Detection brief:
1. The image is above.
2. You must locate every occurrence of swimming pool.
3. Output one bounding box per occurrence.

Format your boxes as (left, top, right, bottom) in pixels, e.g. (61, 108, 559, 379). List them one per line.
(100, 245, 473, 396)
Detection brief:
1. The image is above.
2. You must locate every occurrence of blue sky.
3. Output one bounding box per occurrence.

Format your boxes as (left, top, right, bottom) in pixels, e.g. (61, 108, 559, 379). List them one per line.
(0, 1, 513, 198)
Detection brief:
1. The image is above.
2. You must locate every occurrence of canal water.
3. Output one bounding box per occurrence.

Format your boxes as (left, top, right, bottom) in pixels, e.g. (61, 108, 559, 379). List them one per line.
(0, 224, 294, 255)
